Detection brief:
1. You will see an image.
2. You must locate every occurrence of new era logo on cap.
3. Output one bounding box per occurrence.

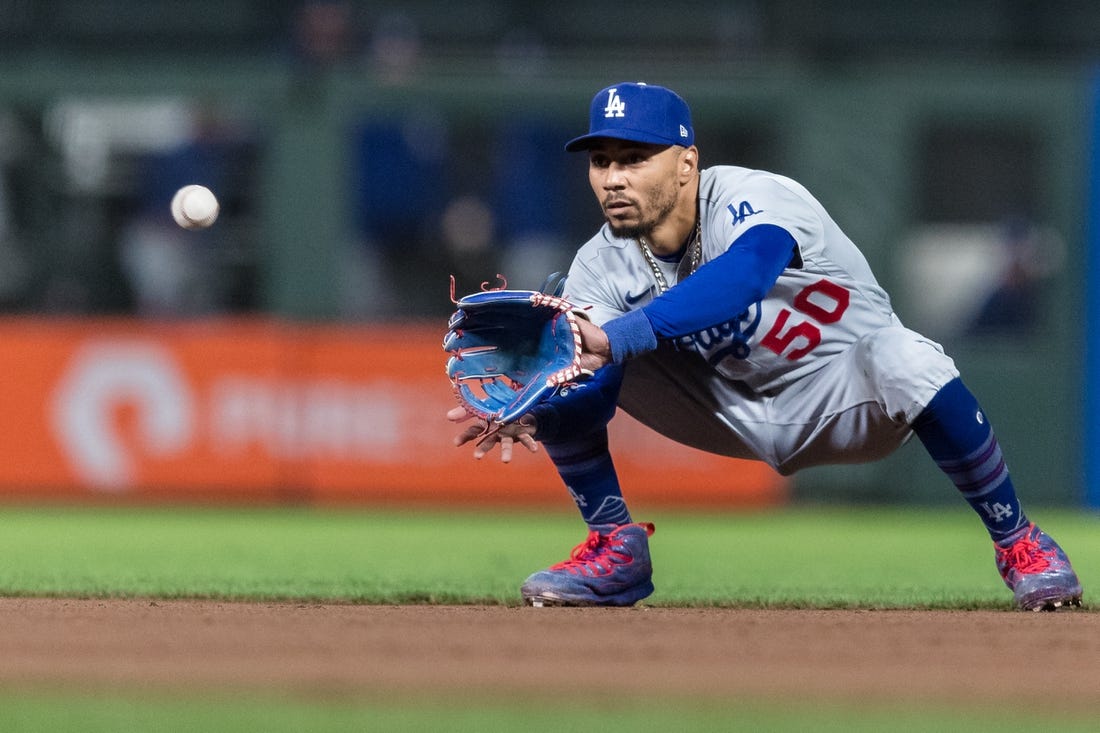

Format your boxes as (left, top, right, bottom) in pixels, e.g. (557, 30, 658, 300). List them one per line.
(566, 82, 695, 152)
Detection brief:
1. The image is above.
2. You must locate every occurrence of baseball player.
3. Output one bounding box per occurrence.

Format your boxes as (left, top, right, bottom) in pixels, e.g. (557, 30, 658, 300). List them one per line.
(449, 81, 1082, 611)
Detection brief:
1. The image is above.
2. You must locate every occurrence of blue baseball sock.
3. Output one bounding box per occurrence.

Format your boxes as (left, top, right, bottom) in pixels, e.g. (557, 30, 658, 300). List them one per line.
(543, 429, 632, 529)
(912, 378, 1028, 542)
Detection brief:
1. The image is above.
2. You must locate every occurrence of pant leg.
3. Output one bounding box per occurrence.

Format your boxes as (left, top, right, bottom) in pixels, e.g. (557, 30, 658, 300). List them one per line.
(769, 326, 960, 474)
(616, 348, 769, 462)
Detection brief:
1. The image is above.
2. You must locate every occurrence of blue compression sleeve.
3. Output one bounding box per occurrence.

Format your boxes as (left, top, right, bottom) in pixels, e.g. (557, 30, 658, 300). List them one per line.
(528, 363, 624, 442)
(604, 310, 656, 363)
(602, 223, 797, 362)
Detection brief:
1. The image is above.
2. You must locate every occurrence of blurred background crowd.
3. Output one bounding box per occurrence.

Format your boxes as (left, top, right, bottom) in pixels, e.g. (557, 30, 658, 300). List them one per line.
(0, 0, 1094, 324)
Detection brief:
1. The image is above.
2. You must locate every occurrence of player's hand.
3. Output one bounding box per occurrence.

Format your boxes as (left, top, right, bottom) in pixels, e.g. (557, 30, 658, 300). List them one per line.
(575, 317, 612, 372)
(447, 406, 539, 463)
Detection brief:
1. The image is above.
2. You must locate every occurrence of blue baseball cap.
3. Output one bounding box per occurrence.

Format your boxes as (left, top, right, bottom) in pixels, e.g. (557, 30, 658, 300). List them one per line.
(565, 82, 694, 152)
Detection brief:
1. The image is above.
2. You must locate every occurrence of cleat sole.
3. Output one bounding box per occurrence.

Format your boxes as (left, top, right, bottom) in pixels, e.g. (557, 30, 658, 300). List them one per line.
(523, 595, 600, 608)
(1024, 595, 1083, 612)
(522, 585, 653, 608)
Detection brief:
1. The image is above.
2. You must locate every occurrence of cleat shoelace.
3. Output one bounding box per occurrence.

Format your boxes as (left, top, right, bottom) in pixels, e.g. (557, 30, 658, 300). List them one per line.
(549, 531, 630, 577)
(997, 529, 1053, 577)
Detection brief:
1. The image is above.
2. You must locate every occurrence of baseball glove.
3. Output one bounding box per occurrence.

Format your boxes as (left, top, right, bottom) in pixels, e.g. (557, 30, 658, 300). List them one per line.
(444, 279, 585, 431)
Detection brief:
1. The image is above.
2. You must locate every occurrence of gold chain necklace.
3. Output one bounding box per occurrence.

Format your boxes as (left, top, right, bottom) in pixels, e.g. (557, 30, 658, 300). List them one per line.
(637, 220, 702, 294)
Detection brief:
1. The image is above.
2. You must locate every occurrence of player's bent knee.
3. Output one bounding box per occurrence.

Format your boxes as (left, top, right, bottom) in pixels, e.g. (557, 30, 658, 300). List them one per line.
(858, 327, 960, 423)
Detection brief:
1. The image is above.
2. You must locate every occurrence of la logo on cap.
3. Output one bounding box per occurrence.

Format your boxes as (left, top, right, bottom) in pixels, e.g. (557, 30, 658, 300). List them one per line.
(603, 88, 626, 118)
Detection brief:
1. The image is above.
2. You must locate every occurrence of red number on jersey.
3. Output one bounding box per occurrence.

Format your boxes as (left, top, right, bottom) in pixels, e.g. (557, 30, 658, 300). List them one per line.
(759, 309, 821, 360)
(792, 279, 849, 324)
(760, 279, 851, 360)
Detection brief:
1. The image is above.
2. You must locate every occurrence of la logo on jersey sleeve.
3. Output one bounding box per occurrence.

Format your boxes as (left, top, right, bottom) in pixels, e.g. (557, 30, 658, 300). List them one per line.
(728, 200, 763, 227)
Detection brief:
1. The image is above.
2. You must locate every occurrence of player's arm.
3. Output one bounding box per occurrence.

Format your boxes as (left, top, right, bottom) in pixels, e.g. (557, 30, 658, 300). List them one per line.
(600, 223, 797, 363)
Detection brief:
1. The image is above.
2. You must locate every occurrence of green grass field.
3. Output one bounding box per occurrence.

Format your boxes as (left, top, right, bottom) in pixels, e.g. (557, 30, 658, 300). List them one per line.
(1, 503, 1095, 607)
(5, 692, 1098, 733)
(0, 503, 1096, 732)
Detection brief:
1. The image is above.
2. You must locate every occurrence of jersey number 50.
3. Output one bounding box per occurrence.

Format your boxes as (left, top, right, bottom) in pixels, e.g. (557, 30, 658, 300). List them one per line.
(759, 279, 850, 360)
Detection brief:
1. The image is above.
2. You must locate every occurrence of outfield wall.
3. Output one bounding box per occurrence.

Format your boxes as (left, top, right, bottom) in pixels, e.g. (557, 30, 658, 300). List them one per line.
(0, 318, 786, 507)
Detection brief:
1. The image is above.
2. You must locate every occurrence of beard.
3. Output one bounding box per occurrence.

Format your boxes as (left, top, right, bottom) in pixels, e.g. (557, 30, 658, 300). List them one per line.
(604, 183, 679, 240)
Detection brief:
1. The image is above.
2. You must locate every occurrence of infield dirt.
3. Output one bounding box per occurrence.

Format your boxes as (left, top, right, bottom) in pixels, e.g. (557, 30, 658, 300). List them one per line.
(1, 599, 1097, 710)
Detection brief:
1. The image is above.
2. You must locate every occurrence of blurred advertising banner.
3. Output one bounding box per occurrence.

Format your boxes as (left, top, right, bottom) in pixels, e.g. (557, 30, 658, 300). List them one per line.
(0, 319, 786, 507)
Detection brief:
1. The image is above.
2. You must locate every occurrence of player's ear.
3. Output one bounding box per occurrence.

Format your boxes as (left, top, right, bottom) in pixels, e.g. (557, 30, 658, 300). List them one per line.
(680, 146, 699, 175)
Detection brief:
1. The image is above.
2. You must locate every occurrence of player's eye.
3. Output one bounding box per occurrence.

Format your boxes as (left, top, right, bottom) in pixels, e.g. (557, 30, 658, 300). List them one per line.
(590, 155, 610, 169)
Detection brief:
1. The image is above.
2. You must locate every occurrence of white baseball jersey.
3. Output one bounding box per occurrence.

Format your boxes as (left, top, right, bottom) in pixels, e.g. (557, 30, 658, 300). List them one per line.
(565, 165, 959, 474)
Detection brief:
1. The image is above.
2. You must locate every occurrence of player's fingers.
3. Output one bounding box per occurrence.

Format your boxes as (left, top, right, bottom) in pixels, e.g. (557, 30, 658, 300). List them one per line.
(576, 317, 611, 358)
(447, 406, 472, 423)
(499, 436, 514, 463)
(517, 433, 539, 453)
(472, 434, 500, 460)
(579, 353, 608, 373)
(454, 421, 488, 447)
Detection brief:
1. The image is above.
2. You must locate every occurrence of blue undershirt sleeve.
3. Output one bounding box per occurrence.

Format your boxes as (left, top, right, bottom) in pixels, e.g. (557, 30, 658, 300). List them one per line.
(601, 223, 797, 362)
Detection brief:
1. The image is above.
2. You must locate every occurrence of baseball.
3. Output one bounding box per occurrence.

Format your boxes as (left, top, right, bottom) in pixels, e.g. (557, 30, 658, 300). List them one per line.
(171, 185, 220, 229)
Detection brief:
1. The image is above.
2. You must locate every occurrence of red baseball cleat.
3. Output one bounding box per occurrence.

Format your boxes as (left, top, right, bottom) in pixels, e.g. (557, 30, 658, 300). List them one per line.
(995, 522, 1083, 611)
(521, 522, 655, 607)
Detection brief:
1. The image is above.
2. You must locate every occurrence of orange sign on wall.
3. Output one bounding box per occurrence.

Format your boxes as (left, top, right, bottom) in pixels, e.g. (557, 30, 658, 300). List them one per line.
(0, 318, 786, 507)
